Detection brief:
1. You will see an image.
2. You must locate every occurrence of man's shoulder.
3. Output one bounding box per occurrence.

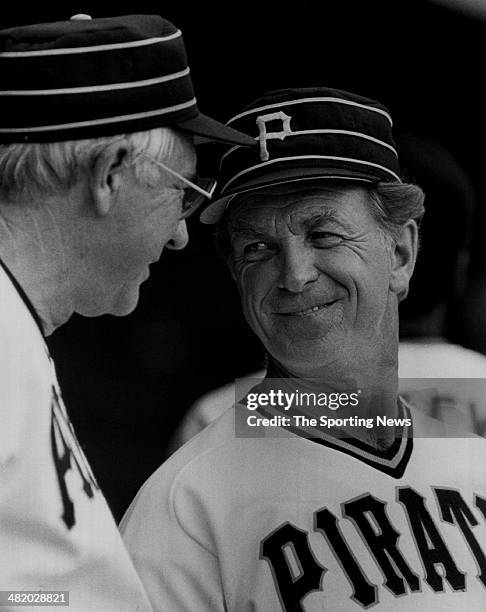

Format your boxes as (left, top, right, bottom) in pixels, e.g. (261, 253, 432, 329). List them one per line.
(172, 404, 241, 462)
(134, 407, 240, 497)
(121, 406, 246, 533)
(123, 403, 290, 522)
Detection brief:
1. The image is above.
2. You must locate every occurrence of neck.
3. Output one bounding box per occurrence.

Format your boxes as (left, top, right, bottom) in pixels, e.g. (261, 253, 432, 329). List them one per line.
(0, 195, 76, 335)
(264, 338, 400, 449)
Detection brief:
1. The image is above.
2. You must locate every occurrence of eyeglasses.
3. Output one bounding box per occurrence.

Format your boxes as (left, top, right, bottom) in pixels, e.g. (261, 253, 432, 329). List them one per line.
(141, 155, 216, 219)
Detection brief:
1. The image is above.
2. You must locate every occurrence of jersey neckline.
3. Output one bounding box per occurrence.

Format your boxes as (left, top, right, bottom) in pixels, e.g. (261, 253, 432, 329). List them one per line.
(252, 397, 413, 479)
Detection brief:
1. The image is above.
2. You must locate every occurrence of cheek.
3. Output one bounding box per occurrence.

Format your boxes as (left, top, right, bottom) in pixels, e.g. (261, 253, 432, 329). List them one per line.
(320, 246, 391, 296)
(138, 188, 182, 235)
(237, 263, 274, 327)
(154, 212, 179, 246)
(313, 251, 356, 296)
(361, 246, 393, 293)
(139, 203, 182, 254)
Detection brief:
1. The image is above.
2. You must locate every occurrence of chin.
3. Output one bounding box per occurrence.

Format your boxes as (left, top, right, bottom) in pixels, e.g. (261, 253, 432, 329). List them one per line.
(110, 303, 138, 317)
(99, 287, 141, 317)
(270, 339, 341, 373)
(110, 288, 141, 316)
(79, 301, 138, 318)
(76, 281, 142, 318)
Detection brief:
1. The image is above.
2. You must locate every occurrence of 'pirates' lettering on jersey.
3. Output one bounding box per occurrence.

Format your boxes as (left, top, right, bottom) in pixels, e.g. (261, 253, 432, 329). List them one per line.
(261, 486, 486, 610)
(51, 384, 99, 529)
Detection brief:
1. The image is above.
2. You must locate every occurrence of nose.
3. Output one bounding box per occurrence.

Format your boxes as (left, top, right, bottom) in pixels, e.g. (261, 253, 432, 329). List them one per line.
(277, 242, 319, 293)
(166, 219, 189, 251)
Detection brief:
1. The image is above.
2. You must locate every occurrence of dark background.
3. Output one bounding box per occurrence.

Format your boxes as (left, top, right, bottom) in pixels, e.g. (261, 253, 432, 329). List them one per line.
(3, 0, 486, 521)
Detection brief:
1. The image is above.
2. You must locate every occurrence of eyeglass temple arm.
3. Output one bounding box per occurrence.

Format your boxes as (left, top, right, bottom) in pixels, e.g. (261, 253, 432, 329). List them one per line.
(142, 155, 216, 200)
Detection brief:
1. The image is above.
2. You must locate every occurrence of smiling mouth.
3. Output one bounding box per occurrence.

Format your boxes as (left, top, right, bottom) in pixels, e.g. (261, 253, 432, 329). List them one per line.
(276, 299, 339, 317)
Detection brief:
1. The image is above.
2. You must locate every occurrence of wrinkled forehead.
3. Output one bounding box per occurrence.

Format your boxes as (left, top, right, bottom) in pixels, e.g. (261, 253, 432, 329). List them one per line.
(224, 182, 372, 234)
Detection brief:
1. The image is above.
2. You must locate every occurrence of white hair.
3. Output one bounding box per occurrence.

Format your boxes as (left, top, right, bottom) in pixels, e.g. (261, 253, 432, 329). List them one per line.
(0, 127, 195, 202)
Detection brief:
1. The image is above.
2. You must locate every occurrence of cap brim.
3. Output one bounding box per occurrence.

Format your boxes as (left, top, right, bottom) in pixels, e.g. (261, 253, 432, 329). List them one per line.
(200, 168, 375, 224)
(177, 112, 255, 146)
(200, 195, 234, 224)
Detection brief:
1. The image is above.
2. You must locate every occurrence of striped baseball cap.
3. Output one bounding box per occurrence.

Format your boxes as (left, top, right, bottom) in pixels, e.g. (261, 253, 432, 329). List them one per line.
(200, 87, 401, 224)
(0, 14, 254, 146)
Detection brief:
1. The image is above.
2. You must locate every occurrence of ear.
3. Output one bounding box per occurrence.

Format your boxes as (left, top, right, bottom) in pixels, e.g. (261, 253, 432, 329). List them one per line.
(389, 219, 419, 301)
(90, 140, 129, 216)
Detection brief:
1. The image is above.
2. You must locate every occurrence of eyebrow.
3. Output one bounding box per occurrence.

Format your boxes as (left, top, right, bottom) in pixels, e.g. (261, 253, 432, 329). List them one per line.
(267, 208, 354, 237)
(299, 210, 356, 233)
(229, 226, 270, 240)
(301, 210, 339, 226)
(228, 206, 356, 238)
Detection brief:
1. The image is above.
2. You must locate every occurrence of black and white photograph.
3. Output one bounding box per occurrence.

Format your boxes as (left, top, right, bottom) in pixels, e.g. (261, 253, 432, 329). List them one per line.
(1, 1, 486, 610)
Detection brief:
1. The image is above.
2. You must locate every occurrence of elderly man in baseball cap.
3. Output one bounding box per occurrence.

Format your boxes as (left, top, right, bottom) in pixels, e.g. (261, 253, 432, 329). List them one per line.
(0, 13, 253, 611)
(122, 88, 486, 611)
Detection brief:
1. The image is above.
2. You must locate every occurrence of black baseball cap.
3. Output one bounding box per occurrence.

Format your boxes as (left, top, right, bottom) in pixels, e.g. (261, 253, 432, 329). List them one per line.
(0, 14, 254, 146)
(201, 87, 401, 223)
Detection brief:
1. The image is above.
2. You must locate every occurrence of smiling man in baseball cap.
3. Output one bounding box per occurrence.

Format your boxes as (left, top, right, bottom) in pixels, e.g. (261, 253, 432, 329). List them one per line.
(123, 87, 486, 611)
(0, 13, 253, 611)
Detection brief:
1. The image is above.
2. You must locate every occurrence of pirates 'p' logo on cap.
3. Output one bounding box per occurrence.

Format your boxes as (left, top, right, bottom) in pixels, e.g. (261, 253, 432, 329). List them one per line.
(256, 111, 292, 161)
(200, 87, 402, 224)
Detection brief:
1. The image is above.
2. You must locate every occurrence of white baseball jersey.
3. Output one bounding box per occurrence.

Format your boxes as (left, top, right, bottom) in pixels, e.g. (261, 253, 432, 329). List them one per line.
(122, 397, 486, 611)
(0, 262, 151, 611)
